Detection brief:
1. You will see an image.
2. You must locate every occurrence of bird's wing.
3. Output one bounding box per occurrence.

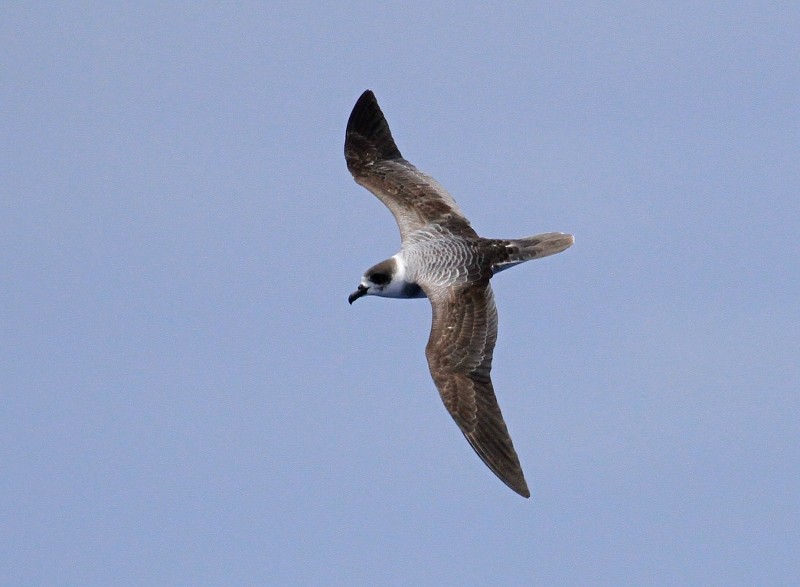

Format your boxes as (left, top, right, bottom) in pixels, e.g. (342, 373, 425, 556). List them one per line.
(345, 90, 472, 240)
(424, 281, 530, 497)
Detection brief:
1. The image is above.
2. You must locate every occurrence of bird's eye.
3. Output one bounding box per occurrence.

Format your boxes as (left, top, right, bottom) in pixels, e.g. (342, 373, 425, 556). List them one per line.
(371, 273, 389, 285)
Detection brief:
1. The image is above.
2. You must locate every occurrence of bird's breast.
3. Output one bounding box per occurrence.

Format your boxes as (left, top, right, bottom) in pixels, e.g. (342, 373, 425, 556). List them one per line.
(402, 231, 491, 288)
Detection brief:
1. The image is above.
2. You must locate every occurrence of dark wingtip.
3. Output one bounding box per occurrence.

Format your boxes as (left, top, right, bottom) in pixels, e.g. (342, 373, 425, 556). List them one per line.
(502, 468, 530, 498)
(459, 429, 531, 498)
(345, 90, 403, 168)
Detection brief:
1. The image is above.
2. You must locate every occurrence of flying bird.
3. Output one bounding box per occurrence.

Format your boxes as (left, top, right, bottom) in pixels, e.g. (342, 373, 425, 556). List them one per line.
(345, 90, 573, 498)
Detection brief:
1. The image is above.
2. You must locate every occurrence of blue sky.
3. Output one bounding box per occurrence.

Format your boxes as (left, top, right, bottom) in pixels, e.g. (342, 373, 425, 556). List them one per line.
(3, 3, 798, 585)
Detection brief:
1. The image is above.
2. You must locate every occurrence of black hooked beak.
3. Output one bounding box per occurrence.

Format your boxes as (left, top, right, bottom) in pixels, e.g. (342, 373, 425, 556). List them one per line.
(348, 284, 368, 305)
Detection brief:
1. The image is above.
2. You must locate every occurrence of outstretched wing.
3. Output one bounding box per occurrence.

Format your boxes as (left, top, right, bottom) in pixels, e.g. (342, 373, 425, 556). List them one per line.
(344, 90, 472, 240)
(424, 281, 530, 498)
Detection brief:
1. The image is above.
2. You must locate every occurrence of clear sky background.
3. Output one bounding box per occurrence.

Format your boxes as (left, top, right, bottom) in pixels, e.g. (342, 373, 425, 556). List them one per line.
(3, 3, 798, 585)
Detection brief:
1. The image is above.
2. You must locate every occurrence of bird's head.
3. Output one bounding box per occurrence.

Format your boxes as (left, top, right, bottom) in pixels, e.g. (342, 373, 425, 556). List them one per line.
(348, 259, 395, 304)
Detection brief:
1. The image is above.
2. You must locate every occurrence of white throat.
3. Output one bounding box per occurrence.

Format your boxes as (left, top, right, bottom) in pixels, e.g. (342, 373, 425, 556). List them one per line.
(364, 253, 425, 299)
(390, 253, 409, 283)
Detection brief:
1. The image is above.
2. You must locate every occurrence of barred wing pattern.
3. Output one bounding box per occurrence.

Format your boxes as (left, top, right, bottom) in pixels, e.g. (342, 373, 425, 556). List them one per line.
(424, 282, 530, 498)
(344, 90, 471, 240)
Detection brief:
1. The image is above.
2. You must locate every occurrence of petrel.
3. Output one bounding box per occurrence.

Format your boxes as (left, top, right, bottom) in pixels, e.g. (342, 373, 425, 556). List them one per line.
(345, 90, 573, 498)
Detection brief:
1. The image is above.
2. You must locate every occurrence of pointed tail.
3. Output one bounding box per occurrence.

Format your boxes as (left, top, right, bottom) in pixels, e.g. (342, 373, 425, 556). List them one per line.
(492, 232, 574, 273)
